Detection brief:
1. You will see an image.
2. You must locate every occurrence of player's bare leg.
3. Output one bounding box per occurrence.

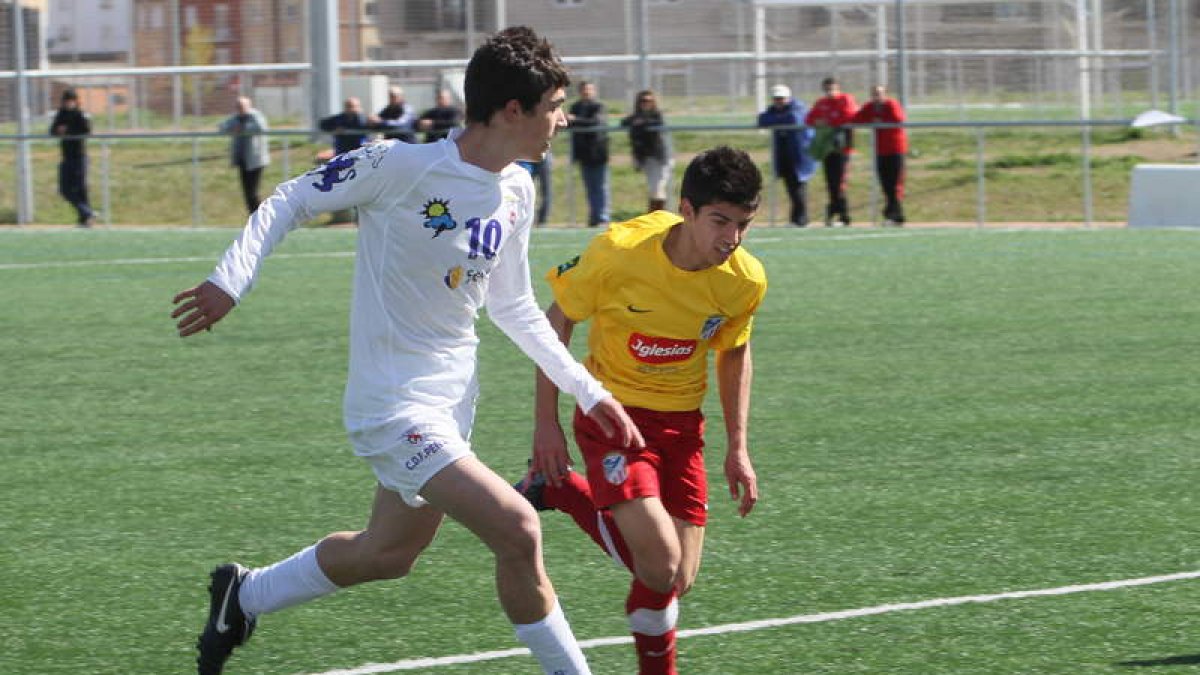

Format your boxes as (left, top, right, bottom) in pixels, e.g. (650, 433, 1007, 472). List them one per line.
(422, 455, 591, 674)
(611, 497, 687, 675)
(314, 485, 445, 586)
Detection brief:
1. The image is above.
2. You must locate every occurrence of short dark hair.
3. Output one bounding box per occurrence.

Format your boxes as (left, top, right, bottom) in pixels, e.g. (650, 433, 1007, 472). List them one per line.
(61, 88, 78, 102)
(821, 77, 838, 88)
(464, 26, 570, 124)
(680, 146, 762, 212)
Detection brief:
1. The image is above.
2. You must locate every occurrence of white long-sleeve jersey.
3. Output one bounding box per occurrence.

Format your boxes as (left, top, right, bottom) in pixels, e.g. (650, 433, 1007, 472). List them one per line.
(207, 138, 610, 432)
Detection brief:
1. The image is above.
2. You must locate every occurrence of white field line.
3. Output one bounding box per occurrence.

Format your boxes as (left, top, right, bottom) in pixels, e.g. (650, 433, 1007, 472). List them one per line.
(0, 250, 355, 271)
(0, 226, 1097, 272)
(306, 569, 1200, 675)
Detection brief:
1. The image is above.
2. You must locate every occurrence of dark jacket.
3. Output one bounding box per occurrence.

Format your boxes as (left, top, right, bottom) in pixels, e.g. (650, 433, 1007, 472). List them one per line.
(757, 99, 815, 182)
(418, 105, 462, 143)
(620, 109, 669, 166)
(318, 111, 368, 155)
(568, 98, 609, 166)
(50, 108, 91, 162)
(375, 103, 416, 143)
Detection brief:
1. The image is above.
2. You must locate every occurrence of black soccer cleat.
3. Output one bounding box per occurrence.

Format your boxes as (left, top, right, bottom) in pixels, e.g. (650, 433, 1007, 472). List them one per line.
(197, 563, 257, 675)
(513, 468, 551, 512)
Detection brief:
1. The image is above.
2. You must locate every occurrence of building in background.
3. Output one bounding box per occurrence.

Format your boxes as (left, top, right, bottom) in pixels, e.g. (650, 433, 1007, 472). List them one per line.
(48, 0, 131, 63)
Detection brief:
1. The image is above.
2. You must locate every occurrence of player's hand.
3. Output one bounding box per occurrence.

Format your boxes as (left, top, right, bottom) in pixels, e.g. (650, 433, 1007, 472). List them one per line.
(531, 419, 573, 488)
(725, 451, 758, 518)
(585, 398, 645, 450)
(171, 281, 235, 337)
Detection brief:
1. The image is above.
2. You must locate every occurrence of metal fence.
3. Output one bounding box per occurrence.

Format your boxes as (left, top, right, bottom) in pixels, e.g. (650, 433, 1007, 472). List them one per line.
(2, 0, 1198, 224)
(6, 117, 1191, 228)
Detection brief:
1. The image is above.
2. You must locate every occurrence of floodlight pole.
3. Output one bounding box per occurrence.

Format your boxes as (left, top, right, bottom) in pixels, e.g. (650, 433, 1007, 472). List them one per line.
(753, 2, 766, 110)
(895, 0, 907, 107)
(310, 0, 340, 123)
(636, 0, 650, 89)
(13, 0, 34, 225)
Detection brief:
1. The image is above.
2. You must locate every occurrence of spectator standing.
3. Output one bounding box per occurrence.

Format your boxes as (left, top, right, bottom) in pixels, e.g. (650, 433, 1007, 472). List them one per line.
(218, 96, 271, 214)
(621, 89, 674, 213)
(417, 89, 464, 143)
(517, 150, 554, 226)
(567, 81, 610, 227)
(49, 89, 95, 228)
(319, 97, 369, 156)
(371, 85, 417, 143)
(805, 77, 858, 227)
(851, 84, 908, 226)
(756, 84, 815, 227)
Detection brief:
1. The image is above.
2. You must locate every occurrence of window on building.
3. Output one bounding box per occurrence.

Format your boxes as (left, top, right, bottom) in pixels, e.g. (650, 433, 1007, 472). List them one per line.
(995, 3, 1041, 22)
(214, 4, 231, 41)
(364, 1, 378, 23)
(285, 2, 301, 22)
(142, 3, 165, 30)
(184, 5, 198, 29)
(405, 1, 466, 30)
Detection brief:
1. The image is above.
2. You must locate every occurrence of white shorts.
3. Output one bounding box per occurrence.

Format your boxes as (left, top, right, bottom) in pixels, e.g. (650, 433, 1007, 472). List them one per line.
(349, 406, 476, 508)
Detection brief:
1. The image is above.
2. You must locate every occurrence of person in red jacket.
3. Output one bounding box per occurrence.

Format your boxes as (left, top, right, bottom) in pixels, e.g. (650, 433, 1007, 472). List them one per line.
(852, 84, 909, 226)
(805, 77, 858, 226)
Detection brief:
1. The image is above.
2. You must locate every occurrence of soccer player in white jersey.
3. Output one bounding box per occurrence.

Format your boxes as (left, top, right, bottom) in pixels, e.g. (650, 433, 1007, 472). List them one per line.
(172, 26, 643, 675)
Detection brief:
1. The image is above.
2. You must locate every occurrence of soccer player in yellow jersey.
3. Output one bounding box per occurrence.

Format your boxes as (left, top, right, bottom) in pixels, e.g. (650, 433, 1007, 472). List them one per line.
(517, 146, 765, 674)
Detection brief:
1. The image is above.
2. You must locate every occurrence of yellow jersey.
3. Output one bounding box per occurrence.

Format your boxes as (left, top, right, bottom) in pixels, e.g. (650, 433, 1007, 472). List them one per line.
(547, 211, 768, 411)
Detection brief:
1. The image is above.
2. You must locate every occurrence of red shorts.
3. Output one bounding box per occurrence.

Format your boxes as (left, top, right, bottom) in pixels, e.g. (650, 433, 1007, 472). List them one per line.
(573, 406, 708, 527)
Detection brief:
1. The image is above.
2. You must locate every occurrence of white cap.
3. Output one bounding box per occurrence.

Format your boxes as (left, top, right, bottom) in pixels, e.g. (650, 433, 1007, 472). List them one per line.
(770, 84, 791, 99)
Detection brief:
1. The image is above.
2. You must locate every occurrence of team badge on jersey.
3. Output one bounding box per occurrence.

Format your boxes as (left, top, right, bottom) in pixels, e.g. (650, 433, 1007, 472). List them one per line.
(602, 452, 628, 485)
(700, 315, 727, 340)
(422, 198, 457, 237)
(555, 255, 580, 277)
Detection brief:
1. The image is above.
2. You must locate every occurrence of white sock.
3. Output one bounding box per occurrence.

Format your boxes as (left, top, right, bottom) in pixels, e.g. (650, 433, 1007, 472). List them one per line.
(513, 599, 592, 675)
(238, 544, 339, 617)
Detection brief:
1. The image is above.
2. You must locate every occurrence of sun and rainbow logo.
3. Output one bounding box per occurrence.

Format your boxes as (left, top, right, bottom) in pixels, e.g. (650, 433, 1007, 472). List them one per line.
(422, 198, 457, 238)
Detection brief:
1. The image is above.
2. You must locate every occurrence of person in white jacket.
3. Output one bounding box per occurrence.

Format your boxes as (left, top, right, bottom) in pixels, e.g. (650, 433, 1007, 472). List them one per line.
(217, 96, 270, 214)
(174, 27, 643, 675)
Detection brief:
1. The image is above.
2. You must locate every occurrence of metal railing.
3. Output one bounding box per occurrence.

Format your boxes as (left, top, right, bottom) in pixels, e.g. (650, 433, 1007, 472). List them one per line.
(5, 117, 1195, 228)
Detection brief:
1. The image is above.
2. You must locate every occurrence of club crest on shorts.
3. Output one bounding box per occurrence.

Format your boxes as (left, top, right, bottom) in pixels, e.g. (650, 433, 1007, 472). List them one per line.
(602, 452, 628, 485)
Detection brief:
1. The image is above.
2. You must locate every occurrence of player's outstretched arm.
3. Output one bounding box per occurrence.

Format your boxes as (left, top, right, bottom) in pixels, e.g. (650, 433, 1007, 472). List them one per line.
(717, 343, 758, 517)
(171, 281, 235, 337)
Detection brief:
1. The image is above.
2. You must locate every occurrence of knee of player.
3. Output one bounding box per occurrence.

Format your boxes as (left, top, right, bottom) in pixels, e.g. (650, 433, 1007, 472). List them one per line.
(635, 559, 681, 594)
(489, 507, 543, 563)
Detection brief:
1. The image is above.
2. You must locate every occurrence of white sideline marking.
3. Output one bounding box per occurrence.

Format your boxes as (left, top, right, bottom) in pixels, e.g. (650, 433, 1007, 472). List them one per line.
(306, 569, 1200, 674)
(0, 250, 355, 271)
(0, 226, 1086, 272)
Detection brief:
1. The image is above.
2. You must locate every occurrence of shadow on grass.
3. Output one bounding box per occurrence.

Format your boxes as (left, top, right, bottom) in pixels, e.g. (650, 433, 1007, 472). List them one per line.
(1116, 654, 1200, 667)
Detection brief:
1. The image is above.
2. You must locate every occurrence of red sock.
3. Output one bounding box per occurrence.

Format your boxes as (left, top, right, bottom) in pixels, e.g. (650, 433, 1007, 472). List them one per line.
(544, 471, 632, 567)
(626, 578, 679, 675)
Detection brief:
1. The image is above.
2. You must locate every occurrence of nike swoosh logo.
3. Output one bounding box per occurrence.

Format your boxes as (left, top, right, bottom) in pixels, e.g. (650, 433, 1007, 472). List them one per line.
(214, 578, 236, 633)
(627, 304, 652, 313)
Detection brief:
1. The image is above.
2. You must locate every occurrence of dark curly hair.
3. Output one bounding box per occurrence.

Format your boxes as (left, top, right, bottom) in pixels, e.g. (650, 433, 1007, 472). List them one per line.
(464, 26, 571, 125)
(680, 146, 763, 212)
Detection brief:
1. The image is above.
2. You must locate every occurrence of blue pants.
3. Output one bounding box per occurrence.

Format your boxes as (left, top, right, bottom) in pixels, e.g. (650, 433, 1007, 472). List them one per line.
(579, 162, 610, 227)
